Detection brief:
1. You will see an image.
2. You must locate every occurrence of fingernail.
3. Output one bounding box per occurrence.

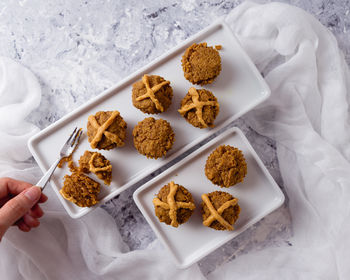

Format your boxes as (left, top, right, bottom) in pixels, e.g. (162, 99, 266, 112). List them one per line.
(24, 187, 41, 202)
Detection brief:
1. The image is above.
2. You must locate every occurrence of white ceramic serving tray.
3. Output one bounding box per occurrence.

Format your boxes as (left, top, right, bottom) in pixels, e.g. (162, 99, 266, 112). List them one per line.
(133, 127, 285, 269)
(28, 20, 270, 218)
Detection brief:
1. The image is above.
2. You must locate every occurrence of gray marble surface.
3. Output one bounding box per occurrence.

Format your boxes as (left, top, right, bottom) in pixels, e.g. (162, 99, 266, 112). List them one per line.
(0, 0, 349, 277)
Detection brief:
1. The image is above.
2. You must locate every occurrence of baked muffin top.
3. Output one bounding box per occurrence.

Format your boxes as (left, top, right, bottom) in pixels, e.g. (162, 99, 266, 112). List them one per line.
(78, 150, 112, 185)
(87, 110, 127, 150)
(178, 87, 219, 129)
(153, 181, 196, 227)
(182, 42, 221, 85)
(132, 74, 173, 114)
(133, 117, 175, 159)
(201, 191, 240, 231)
(205, 145, 247, 187)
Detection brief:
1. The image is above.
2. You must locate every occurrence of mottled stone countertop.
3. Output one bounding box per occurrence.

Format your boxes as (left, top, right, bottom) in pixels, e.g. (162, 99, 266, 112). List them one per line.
(1, 0, 349, 276)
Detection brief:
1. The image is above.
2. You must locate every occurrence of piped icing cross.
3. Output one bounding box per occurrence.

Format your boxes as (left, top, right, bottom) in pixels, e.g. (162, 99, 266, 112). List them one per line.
(178, 87, 219, 128)
(136, 74, 170, 112)
(88, 153, 112, 173)
(88, 111, 123, 149)
(153, 181, 196, 227)
(201, 193, 238, 231)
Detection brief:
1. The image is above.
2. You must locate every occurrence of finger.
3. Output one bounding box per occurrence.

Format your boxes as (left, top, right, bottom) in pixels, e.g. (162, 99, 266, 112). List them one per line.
(39, 193, 48, 203)
(14, 217, 24, 226)
(0, 197, 10, 207)
(23, 214, 40, 228)
(0, 177, 33, 198)
(17, 213, 40, 231)
(0, 186, 41, 239)
(17, 220, 31, 232)
(1, 194, 47, 207)
(30, 204, 44, 219)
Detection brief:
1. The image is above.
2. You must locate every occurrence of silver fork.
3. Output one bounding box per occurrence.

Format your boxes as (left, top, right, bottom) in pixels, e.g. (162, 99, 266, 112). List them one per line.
(36, 127, 83, 190)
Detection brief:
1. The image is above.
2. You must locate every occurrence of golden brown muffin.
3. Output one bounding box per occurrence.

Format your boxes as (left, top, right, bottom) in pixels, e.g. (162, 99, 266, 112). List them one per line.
(201, 191, 240, 231)
(133, 117, 175, 159)
(153, 181, 196, 227)
(87, 110, 127, 150)
(78, 151, 112, 185)
(205, 145, 247, 187)
(132, 74, 173, 114)
(60, 172, 100, 207)
(178, 87, 219, 128)
(182, 42, 221, 85)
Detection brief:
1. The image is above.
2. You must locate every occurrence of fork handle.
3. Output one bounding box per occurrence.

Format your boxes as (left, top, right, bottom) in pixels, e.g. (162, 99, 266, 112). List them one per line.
(36, 158, 61, 190)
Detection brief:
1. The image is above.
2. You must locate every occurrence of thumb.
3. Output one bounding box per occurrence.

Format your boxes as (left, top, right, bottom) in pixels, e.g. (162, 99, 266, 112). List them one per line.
(0, 186, 42, 238)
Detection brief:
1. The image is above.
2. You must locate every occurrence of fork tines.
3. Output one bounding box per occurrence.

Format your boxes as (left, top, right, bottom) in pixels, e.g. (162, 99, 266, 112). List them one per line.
(71, 128, 83, 147)
(66, 127, 83, 147)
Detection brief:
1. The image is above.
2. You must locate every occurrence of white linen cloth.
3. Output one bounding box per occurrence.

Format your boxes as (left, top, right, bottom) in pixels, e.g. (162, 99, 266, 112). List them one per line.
(0, 1, 350, 279)
(210, 2, 350, 279)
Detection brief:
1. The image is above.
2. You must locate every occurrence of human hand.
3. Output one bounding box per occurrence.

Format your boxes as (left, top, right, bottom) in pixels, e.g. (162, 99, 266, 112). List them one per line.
(0, 177, 48, 240)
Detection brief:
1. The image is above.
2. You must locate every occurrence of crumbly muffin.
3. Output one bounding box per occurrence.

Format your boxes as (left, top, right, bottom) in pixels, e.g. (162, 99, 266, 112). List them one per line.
(133, 117, 175, 159)
(153, 181, 196, 227)
(78, 151, 112, 185)
(201, 191, 240, 231)
(87, 110, 127, 150)
(58, 153, 78, 173)
(132, 74, 173, 114)
(182, 42, 221, 85)
(205, 145, 247, 187)
(178, 87, 219, 128)
(60, 172, 100, 207)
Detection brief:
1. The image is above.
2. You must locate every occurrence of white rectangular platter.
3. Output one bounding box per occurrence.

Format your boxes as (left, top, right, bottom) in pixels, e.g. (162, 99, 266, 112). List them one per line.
(133, 127, 285, 269)
(28, 20, 270, 218)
